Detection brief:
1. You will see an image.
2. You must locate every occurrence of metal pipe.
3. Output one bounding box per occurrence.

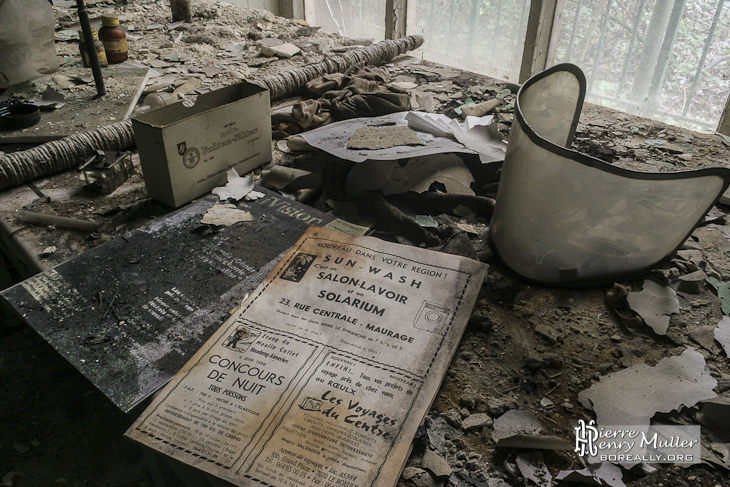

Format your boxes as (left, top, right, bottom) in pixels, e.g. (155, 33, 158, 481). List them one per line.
(76, 0, 106, 97)
(17, 210, 102, 232)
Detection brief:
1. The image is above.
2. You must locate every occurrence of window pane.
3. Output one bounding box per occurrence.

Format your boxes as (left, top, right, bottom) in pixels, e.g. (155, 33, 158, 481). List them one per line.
(305, 0, 387, 40)
(554, 0, 730, 131)
(407, 0, 531, 82)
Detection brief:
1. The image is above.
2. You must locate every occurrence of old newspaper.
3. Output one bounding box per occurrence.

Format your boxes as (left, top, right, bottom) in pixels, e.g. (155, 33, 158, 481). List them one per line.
(126, 227, 488, 487)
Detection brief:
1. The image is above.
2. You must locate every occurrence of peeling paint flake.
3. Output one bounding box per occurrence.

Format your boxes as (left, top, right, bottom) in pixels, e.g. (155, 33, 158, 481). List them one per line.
(578, 348, 717, 425)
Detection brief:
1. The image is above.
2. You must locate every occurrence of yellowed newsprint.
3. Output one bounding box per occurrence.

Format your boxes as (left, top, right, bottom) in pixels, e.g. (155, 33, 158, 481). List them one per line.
(126, 227, 488, 487)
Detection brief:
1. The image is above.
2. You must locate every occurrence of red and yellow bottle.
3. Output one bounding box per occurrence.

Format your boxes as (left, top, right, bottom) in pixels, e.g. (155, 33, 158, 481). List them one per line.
(98, 15, 128, 64)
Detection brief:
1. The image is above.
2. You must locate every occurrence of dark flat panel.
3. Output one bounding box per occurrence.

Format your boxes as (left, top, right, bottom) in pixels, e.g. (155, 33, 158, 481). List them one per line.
(1, 187, 333, 412)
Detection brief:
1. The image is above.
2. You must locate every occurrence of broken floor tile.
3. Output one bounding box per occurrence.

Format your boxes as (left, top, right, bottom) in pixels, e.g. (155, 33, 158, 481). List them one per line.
(688, 325, 720, 353)
(461, 413, 492, 431)
(259, 38, 300, 58)
(426, 416, 464, 453)
(394, 80, 419, 90)
(422, 448, 453, 478)
(403, 467, 426, 480)
(413, 92, 438, 112)
(674, 269, 708, 294)
(173, 78, 203, 96)
(35, 86, 66, 109)
(555, 462, 626, 487)
(699, 397, 730, 441)
(626, 280, 679, 335)
(492, 409, 542, 442)
(516, 452, 552, 487)
(200, 66, 225, 78)
(707, 277, 730, 315)
(51, 74, 75, 90)
(715, 316, 730, 356)
(578, 348, 717, 425)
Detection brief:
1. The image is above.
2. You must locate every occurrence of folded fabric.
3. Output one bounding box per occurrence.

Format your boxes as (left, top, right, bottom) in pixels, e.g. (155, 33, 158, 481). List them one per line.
(276, 65, 411, 134)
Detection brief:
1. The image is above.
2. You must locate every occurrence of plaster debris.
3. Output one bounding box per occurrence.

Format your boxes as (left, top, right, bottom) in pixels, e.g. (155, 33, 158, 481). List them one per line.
(413, 92, 438, 112)
(200, 204, 253, 226)
(555, 462, 627, 487)
(492, 409, 542, 443)
(688, 325, 720, 353)
(626, 280, 680, 335)
(461, 412, 492, 431)
(40, 246, 57, 257)
(674, 269, 707, 294)
(715, 316, 730, 356)
(578, 348, 717, 425)
(425, 415, 463, 453)
(267, 43, 301, 58)
(516, 452, 552, 487)
(34, 87, 66, 109)
(402, 467, 426, 480)
(422, 448, 452, 478)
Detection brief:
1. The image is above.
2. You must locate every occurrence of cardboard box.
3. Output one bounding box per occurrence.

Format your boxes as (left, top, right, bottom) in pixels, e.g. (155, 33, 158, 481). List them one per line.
(132, 82, 272, 208)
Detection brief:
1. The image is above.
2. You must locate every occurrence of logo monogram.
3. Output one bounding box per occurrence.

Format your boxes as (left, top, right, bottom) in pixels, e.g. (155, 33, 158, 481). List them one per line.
(574, 419, 599, 457)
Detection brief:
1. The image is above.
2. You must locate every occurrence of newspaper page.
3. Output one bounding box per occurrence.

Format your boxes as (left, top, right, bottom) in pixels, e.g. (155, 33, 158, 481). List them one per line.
(126, 227, 488, 487)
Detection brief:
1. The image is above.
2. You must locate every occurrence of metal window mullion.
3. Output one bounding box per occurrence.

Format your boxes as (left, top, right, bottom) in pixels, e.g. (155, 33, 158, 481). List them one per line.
(618, 0, 646, 93)
(683, 0, 725, 116)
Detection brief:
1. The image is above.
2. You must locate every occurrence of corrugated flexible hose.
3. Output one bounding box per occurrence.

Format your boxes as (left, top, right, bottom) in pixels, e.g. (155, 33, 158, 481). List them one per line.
(0, 35, 424, 191)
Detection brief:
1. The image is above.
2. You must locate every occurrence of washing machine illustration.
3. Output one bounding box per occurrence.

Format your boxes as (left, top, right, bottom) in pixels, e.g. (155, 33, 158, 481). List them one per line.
(413, 300, 451, 333)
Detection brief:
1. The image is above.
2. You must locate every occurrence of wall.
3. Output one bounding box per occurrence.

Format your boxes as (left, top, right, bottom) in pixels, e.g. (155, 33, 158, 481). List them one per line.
(224, 0, 281, 16)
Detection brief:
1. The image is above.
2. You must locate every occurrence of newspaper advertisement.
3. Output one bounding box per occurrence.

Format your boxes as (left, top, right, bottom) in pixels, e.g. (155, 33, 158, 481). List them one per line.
(126, 227, 488, 487)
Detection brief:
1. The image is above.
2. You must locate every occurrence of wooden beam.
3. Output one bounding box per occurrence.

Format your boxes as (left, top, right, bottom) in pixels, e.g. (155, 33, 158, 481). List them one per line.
(519, 0, 564, 83)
